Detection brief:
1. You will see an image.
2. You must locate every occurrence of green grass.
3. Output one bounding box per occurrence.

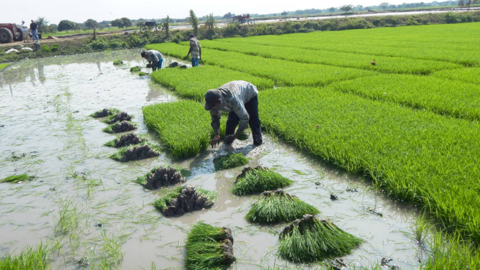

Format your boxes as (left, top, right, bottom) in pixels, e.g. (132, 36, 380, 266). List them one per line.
(0, 63, 9, 70)
(232, 167, 293, 196)
(143, 100, 226, 159)
(109, 142, 161, 162)
(153, 186, 216, 212)
(213, 153, 249, 171)
(432, 67, 480, 84)
(90, 108, 120, 118)
(185, 222, 235, 270)
(150, 65, 274, 101)
(0, 174, 33, 183)
(0, 244, 50, 270)
(113, 59, 123, 65)
(278, 215, 362, 262)
(246, 190, 320, 224)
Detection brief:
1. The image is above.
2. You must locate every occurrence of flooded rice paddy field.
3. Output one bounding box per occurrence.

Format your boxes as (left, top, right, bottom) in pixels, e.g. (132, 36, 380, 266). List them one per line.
(1, 50, 426, 269)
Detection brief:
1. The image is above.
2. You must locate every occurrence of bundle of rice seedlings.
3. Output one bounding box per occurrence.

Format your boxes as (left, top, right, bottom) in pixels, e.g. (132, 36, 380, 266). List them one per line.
(103, 121, 137, 133)
(245, 189, 319, 224)
(185, 222, 235, 270)
(134, 166, 186, 189)
(130, 66, 140, 72)
(102, 112, 133, 124)
(213, 153, 248, 171)
(278, 214, 362, 263)
(113, 59, 123, 65)
(139, 72, 148, 76)
(1, 174, 34, 183)
(232, 166, 293, 196)
(104, 133, 146, 148)
(90, 108, 119, 118)
(110, 143, 161, 162)
(154, 185, 216, 217)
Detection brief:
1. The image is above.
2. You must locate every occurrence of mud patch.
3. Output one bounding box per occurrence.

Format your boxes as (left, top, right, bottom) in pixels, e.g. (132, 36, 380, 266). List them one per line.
(111, 144, 160, 162)
(90, 108, 119, 118)
(135, 166, 186, 190)
(103, 112, 133, 124)
(103, 121, 137, 133)
(154, 185, 215, 217)
(105, 133, 146, 148)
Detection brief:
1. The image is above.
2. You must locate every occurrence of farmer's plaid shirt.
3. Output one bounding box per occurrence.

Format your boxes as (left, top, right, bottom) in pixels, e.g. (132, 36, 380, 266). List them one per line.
(210, 81, 258, 136)
(189, 38, 201, 58)
(146, 50, 163, 64)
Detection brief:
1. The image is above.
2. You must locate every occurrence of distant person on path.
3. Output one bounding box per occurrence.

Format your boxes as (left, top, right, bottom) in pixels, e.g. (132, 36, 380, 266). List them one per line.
(141, 50, 163, 71)
(30, 20, 39, 42)
(204, 80, 262, 146)
(186, 33, 201, 67)
(21, 21, 29, 43)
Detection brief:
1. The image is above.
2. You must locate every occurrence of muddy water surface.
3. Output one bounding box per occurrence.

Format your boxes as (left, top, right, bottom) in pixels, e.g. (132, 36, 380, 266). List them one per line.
(1, 50, 424, 269)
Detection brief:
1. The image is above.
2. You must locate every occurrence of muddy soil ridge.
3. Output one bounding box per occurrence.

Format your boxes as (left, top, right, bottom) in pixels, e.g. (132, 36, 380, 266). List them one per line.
(144, 167, 186, 190)
(114, 133, 145, 148)
(119, 144, 159, 162)
(110, 121, 137, 133)
(104, 112, 132, 124)
(162, 185, 214, 217)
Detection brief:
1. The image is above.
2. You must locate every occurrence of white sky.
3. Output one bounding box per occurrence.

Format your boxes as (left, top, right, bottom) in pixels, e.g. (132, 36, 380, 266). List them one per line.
(8, 0, 436, 25)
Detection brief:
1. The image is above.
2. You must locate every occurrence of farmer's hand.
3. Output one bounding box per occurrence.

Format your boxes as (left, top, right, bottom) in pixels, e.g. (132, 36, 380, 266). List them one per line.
(210, 135, 221, 148)
(224, 134, 236, 144)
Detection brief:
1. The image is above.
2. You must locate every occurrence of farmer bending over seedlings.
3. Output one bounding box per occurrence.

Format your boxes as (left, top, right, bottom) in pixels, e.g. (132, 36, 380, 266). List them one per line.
(141, 50, 163, 71)
(205, 81, 262, 147)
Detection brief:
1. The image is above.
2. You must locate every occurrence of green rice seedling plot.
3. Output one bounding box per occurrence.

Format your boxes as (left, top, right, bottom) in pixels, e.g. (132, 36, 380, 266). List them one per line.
(104, 133, 147, 148)
(328, 74, 480, 121)
(246, 189, 319, 224)
(109, 142, 161, 162)
(432, 67, 480, 84)
(260, 86, 480, 244)
(0, 244, 50, 269)
(143, 100, 226, 159)
(134, 166, 186, 189)
(90, 108, 120, 118)
(213, 152, 249, 171)
(278, 215, 362, 263)
(200, 40, 460, 75)
(146, 43, 375, 86)
(150, 65, 274, 101)
(185, 222, 235, 270)
(153, 185, 216, 217)
(232, 166, 293, 196)
(1, 174, 34, 183)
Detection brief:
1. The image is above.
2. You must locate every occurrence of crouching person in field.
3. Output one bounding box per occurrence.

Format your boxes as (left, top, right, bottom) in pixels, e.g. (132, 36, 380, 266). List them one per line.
(141, 50, 163, 71)
(204, 80, 263, 146)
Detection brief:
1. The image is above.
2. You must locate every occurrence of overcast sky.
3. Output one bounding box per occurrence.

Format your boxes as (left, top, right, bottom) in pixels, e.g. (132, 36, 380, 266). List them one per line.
(9, 0, 434, 25)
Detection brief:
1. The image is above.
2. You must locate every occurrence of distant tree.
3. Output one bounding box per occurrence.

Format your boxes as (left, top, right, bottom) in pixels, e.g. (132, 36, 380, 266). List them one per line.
(164, 15, 170, 37)
(204, 13, 216, 38)
(281, 11, 288, 15)
(223, 12, 234, 19)
(35, 17, 48, 33)
(458, 0, 465, 7)
(465, 0, 472, 7)
(84, 19, 99, 29)
(111, 17, 132, 28)
(340, 5, 354, 13)
(355, 5, 364, 11)
(58, 20, 76, 31)
(189, 10, 199, 36)
(48, 24, 58, 33)
(121, 17, 132, 28)
(380, 2, 389, 9)
(328, 7, 336, 13)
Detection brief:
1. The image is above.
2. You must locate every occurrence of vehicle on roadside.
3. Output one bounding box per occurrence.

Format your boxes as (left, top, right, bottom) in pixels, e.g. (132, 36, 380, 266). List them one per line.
(0, 23, 24, 43)
(140, 21, 160, 32)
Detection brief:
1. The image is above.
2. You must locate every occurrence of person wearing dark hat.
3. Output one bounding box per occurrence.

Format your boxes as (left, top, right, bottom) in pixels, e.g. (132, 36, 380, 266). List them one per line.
(186, 33, 201, 67)
(141, 50, 163, 71)
(205, 80, 262, 146)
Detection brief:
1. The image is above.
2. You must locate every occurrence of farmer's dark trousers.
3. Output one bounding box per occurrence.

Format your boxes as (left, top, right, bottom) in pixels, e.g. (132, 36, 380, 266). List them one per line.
(225, 96, 262, 141)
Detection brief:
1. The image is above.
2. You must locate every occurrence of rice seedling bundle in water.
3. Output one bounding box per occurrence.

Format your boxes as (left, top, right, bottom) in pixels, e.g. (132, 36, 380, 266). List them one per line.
(245, 189, 319, 224)
(0, 174, 33, 183)
(104, 133, 146, 148)
(102, 112, 133, 124)
(134, 166, 186, 189)
(232, 166, 293, 196)
(130, 66, 140, 72)
(102, 120, 137, 133)
(154, 185, 216, 217)
(113, 59, 123, 65)
(185, 222, 235, 270)
(278, 214, 362, 262)
(213, 152, 248, 171)
(109, 142, 160, 162)
(90, 108, 119, 118)
(0, 244, 49, 269)
(143, 100, 226, 159)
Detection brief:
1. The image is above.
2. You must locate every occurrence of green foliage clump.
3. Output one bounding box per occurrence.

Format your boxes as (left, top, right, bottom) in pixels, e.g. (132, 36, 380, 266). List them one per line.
(232, 166, 293, 196)
(185, 222, 235, 270)
(113, 59, 123, 65)
(130, 66, 140, 72)
(0, 244, 49, 269)
(51, 44, 59, 52)
(246, 189, 319, 224)
(213, 153, 248, 171)
(41, 45, 51, 52)
(1, 174, 32, 183)
(143, 100, 226, 159)
(278, 215, 362, 262)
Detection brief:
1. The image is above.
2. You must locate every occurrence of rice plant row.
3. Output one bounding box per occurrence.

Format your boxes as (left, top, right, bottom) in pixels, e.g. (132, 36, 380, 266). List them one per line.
(145, 43, 375, 86)
(259, 86, 480, 245)
(199, 40, 461, 75)
(432, 67, 480, 85)
(328, 74, 480, 121)
(142, 100, 226, 159)
(150, 65, 274, 101)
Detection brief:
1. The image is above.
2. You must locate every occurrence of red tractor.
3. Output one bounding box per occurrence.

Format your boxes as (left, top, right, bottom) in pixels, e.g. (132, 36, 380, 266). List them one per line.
(232, 14, 254, 24)
(0, 23, 24, 43)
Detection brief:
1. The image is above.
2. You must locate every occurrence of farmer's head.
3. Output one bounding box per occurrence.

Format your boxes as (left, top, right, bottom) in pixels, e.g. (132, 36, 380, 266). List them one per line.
(140, 52, 147, 58)
(189, 33, 195, 38)
(204, 89, 221, 111)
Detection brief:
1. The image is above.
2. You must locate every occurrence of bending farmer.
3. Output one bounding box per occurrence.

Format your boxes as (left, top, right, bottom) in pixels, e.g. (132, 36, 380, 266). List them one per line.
(186, 33, 201, 67)
(141, 50, 163, 71)
(204, 80, 262, 146)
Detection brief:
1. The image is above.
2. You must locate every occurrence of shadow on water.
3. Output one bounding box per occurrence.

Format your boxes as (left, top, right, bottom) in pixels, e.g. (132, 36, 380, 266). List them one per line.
(0, 49, 426, 269)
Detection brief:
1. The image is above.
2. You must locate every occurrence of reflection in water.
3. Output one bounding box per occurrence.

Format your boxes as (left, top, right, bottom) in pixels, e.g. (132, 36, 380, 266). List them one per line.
(0, 49, 423, 269)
